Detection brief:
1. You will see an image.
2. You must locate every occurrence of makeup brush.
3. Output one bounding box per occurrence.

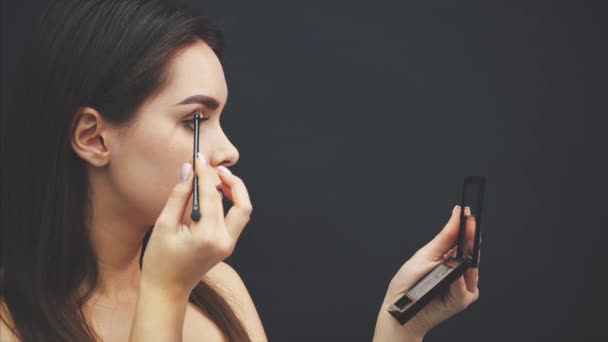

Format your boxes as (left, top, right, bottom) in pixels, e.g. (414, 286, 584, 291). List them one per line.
(191, 112, 201, 222)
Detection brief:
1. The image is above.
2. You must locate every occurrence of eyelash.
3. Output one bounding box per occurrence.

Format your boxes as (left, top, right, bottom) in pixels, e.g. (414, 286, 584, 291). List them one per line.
(183, 112, 209, 130)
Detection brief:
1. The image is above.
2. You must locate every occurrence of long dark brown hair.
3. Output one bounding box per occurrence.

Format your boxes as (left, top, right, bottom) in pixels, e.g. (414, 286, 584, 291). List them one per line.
(0, 0, 251, 340)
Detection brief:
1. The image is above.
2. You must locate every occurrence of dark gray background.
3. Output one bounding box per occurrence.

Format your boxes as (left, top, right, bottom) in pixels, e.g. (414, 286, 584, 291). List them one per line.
(2, 1, 607, 341)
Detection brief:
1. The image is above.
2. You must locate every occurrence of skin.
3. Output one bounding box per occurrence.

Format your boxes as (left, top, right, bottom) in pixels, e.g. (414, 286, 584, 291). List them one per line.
(1, 39, 479, 341)
(373, 205, 480, 341)
(74, 38, 232, 291)
(70, 39, 260, 341)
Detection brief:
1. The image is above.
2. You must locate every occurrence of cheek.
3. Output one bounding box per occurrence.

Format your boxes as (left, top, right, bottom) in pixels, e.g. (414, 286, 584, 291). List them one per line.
(111, 123, 193, 223)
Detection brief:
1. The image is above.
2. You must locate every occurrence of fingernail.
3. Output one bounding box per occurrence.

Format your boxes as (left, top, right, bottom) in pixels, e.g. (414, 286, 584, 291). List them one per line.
(197, 152, 209, 166)
(452, 205, 461, 214)
(217, 165, 232, 175)
(180, 163, 192, 182)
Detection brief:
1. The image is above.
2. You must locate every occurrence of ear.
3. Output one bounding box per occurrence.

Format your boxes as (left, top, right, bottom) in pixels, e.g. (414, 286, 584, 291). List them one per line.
(71, 107, 111, 167)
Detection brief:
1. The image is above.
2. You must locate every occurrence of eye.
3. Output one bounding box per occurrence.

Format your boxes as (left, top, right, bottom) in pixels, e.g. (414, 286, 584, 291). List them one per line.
(182, 112, 209, 130)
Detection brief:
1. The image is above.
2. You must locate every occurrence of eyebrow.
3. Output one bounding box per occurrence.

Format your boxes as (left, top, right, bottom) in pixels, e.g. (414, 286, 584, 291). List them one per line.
(173, 94, 221, 110)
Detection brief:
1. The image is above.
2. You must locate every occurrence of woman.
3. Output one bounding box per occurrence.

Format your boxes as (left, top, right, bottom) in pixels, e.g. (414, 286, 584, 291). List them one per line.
(0, 0, 479, 341)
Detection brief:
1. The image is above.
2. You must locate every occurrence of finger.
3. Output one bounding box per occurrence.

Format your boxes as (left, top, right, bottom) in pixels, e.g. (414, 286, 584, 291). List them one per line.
(194, 153, 224, 225)
(464, 206, 476, 256)
(180, 191, 195, 226)
(418, 205, 462, 259)
(461, 207, 479, 293)
(217, 166, 234, 202)
(448, 275, 469, 307)
(471, 287, 480, 302)
(222, 184, 234, 203)
(217, 170, 252, 241)
(156, 162, 194, 229)
(463, 267, 478, 293)
(451, 275, 479, 308)
(442, 245, 458, 259)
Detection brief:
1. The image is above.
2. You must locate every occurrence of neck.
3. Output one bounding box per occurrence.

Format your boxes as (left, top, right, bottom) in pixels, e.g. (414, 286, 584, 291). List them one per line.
(86, 171, 151, 305)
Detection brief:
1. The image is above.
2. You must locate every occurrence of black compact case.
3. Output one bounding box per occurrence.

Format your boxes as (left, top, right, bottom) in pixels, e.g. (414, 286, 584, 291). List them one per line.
(388, 176, 486, 325)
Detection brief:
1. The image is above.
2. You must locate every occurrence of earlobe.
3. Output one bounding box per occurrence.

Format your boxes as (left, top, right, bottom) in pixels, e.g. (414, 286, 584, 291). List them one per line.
(71, 107, 110, 167)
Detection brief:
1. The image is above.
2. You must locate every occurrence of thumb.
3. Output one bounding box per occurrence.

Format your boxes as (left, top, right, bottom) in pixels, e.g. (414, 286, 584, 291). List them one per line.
(419, 205, 462, 258)
(155, 162, 194, 230)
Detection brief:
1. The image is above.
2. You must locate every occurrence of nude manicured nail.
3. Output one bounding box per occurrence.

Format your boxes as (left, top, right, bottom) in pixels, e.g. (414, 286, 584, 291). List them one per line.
(217, 166, 232, 175)
(180, 163, 192, 182)
(197, 152, 209, 166)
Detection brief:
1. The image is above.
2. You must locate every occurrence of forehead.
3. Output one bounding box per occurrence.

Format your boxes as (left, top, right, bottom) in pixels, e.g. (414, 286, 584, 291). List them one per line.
(149, 40, 228, 110)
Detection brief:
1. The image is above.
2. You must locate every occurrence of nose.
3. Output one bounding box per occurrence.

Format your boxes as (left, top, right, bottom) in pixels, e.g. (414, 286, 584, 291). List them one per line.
(209, 128, 239, 168)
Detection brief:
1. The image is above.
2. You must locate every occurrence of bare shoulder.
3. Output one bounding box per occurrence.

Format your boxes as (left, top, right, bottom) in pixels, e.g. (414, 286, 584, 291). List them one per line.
(203, 262, 268, 342)
(0, 299, 20, 342)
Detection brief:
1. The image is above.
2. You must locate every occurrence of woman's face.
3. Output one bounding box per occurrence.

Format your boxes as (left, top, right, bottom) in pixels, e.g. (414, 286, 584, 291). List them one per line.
(106, 40, 238, 226)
